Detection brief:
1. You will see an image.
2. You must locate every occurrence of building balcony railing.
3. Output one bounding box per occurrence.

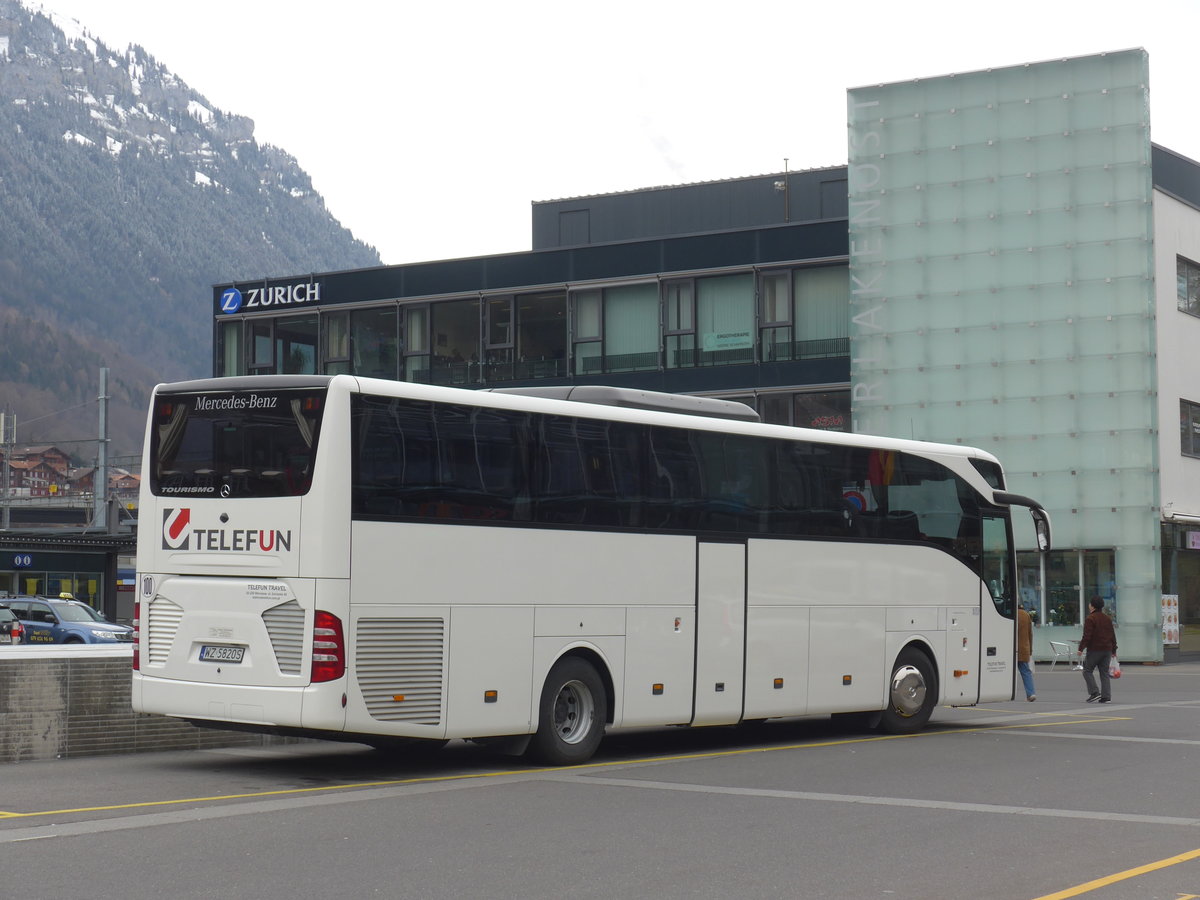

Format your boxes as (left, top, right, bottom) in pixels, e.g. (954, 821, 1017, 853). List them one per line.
(408, 336, 849, 386)
(761, 336, 850, 362)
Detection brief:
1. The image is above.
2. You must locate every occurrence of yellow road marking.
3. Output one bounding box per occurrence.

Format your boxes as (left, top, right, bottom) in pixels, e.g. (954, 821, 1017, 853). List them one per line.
(0, 715, 1127, 820)
(1032, 847, 1200, 899)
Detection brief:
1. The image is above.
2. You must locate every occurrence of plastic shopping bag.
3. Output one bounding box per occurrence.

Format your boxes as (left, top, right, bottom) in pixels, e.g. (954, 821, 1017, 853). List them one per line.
(1109, 656, 1122, 679)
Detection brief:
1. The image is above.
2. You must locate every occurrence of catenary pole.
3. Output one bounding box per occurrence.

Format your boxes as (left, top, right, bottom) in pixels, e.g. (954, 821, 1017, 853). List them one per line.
(94, 368, 109, 530)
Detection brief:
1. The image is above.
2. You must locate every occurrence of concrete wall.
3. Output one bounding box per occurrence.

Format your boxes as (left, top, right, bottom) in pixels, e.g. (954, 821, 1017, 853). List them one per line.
(0, 647, 297, 763)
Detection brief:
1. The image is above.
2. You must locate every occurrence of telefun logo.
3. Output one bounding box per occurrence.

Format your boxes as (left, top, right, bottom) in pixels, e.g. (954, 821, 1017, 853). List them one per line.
(162, 508, 191, 549)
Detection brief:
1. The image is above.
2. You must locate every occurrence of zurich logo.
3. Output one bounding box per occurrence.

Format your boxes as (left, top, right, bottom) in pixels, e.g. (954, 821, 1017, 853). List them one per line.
(220, 287, 243, 314)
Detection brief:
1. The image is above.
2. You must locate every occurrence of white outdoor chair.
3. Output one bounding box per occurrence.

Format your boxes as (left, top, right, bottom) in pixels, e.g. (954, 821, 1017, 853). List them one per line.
(1048, 640, 1082, 670)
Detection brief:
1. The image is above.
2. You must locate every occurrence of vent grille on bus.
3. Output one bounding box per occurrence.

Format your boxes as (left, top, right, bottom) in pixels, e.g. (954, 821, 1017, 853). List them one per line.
(262, 599, 305, 676)
(147, 597, 183, 666)
(355, 618, 445, 724)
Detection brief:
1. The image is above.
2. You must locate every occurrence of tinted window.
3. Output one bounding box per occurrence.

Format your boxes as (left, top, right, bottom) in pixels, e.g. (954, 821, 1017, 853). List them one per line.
(150, 388, 326, 498)
(350, 395, 984, 568)
(353, 396, 529, 521)
(970, 458, 1005, 490)
(535, 416, 642, 527)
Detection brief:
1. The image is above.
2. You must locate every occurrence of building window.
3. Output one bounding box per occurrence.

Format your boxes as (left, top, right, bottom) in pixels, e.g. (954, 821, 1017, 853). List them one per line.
(602, 284, 658, 373)
(1016, 548, 1116, 626)
(249, 319, 274, 373)
(794, 266, 850, 357)
(759, 271, 792, 362)
(514, 292, 567, 380)
(403, 305, 430, 382)
(479, 296, 512, 381)
(217, 320, 245, 377)
(696, 274, 754, 367)
(759, 267, 849, 362)
(794, 391, 850, 431)
(571, 290, 602, 375)
(1182, 400, 1200, 458)
(1178, 256, 1200, 317)
(429, 298, 479, 385)
(350, 307, 399, 379)
(324, 312, 350, 375)
(720, 389, 850, 431)
(276, 316, 318, 374)
(664, 280, 696, 369)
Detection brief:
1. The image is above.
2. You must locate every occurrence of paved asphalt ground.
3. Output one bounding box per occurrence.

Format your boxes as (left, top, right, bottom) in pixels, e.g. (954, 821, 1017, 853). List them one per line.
(1, 658, 1198, 900)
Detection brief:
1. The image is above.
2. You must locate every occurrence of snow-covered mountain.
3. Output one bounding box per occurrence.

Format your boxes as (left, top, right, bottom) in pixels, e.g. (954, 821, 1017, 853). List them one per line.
(0, 0, 380, 456)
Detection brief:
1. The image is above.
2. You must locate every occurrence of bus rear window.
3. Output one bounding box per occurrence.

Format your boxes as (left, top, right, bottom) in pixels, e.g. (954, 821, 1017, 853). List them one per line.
(150, 389, 326, 497)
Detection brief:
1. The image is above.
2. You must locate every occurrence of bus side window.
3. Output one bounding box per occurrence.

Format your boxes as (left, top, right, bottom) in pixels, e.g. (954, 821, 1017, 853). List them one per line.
(645, 426, 703, 531)
(695, 433, 767, 534)
(533, 416, 578, 525)
(352, 399, 405, 517)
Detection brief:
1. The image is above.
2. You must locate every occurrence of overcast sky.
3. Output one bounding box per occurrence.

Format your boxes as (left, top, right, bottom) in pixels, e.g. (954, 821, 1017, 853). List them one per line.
(28, 0, 1200, 266)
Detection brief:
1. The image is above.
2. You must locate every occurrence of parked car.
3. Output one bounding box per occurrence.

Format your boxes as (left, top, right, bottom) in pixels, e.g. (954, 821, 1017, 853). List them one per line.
(0, 605, 25, 644)
(5, 596, 133, 644)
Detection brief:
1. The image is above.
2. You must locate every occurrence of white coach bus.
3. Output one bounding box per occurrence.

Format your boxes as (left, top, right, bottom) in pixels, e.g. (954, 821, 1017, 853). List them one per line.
(133, 375, 1050, 764)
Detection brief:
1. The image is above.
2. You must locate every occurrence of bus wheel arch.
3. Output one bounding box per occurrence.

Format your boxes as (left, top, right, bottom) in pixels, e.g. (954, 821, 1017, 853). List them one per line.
(878, 643, 938, 735)
(526, 652, 610, 766)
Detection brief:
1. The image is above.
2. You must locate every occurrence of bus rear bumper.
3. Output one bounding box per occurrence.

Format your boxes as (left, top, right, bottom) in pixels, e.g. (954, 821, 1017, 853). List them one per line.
(133, 672, 346, 732)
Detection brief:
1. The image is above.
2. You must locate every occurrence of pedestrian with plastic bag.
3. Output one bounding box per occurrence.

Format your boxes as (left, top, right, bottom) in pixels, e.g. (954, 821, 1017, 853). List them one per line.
(1078, 596, 1117, 703)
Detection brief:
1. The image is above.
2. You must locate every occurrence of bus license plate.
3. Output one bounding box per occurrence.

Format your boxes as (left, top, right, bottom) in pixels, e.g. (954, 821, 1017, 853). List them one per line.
(199, 645, 245, 663)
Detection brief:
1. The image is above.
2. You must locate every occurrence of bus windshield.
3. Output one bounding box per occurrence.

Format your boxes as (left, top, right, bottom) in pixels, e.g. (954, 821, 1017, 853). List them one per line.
(149, 387, 326, 498)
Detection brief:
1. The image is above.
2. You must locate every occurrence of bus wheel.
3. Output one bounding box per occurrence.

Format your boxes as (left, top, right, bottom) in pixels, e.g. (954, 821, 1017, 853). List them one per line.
(878, 648, 936, 734)
(527, 657, 606, 766)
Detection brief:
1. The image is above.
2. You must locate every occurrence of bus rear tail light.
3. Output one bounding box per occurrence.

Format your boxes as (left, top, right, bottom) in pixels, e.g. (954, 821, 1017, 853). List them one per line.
(311, 611, 345, 683)
(132, 601, 140, 670)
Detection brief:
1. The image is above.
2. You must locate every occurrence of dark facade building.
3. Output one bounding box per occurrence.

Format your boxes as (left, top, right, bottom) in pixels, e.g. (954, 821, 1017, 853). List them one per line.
(212, 166, 853, 432)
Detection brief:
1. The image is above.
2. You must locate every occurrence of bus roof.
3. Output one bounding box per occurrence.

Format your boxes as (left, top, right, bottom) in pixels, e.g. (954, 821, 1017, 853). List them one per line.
(152, 374, 1001, 468)
(483, 386, 760, 422)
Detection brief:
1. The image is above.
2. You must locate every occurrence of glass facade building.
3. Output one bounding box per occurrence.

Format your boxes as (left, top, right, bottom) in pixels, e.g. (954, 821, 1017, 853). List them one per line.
(213, 50, 1200, 661)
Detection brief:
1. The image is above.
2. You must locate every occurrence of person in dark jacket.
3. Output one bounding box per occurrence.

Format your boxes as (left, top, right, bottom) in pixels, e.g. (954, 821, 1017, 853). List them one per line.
(1078, 596, 1117, 703)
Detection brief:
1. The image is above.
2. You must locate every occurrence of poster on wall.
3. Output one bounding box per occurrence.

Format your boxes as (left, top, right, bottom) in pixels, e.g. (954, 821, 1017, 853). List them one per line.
(1162, 594, 1180, 646)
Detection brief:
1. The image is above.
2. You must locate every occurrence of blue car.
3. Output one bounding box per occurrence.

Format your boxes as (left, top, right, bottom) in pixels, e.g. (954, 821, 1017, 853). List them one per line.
(3, 596, 133, 644)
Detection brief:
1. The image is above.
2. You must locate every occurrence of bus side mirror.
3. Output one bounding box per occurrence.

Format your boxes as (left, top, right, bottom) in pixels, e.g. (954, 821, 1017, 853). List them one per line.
(1031, 510, 1051, 551)
(992, 491, 1052, 552)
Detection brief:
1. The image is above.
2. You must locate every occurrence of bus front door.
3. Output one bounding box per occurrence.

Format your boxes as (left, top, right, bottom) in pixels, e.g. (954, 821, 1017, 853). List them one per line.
(692, 541, 746, 727)
(978, 512, 1017, 702)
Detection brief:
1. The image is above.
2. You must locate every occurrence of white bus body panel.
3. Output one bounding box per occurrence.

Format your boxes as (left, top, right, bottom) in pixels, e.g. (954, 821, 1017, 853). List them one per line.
(944, 607, 980, 703)
(746, 539, 984, 714)
(977, 582, 1014, 702)
(139, 574, 314, 687)
(744, 605, 810, 719)
(133, 573, 348, 732)
(347, 522, 695, 737)
(141, 497, 305, 578)
(692, 542, 746, 727)
(623, 606, 694, 726)
(447, 606, 534, 737)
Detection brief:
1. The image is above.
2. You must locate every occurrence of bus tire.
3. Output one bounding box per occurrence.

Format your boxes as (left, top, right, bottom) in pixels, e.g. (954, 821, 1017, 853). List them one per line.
(878, 647, 937, 734)
(527, 657, 606, 766)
